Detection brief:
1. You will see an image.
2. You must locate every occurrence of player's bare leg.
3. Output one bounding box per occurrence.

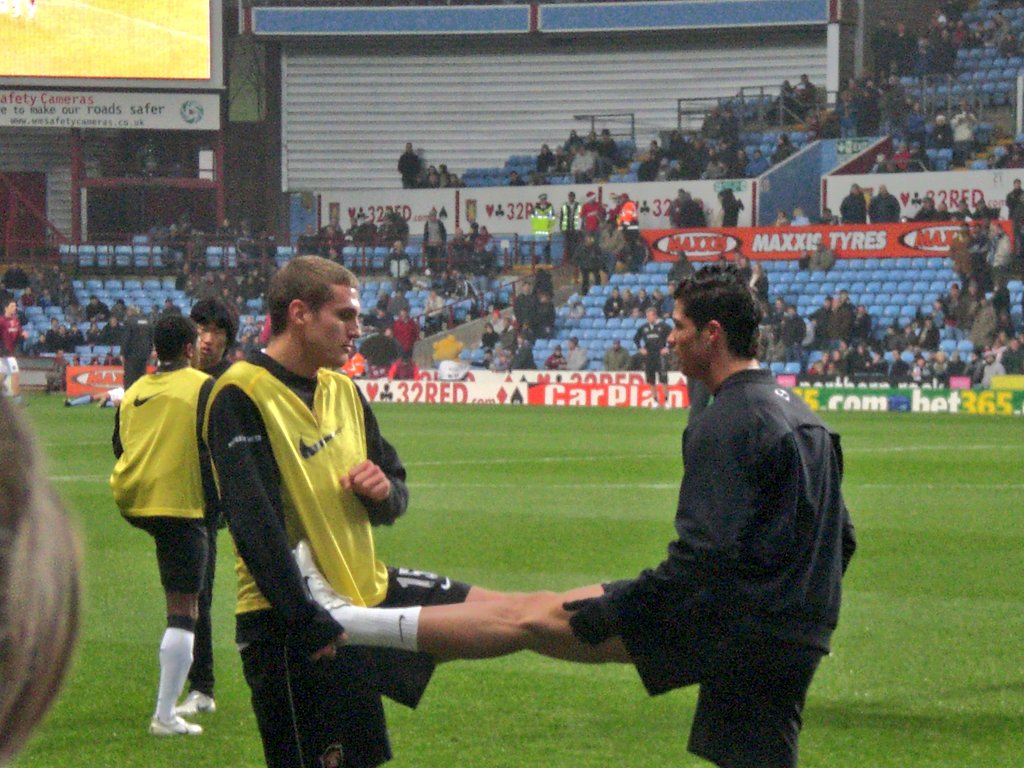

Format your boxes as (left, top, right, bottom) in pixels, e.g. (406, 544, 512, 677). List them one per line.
(417, 585, 632, 664)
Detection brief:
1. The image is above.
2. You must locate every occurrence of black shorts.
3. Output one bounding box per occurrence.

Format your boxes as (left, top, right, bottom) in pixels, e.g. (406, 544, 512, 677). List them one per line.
(240, 565, 471, 768)
(605, 581, 823, 768)
(126, 515, 208, 594)
(369, 566, 472, 708)
(644, 352, 667, 385)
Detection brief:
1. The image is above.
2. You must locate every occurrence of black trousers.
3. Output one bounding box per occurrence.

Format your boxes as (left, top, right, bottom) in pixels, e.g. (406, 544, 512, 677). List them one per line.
(188, 519, 218, 696)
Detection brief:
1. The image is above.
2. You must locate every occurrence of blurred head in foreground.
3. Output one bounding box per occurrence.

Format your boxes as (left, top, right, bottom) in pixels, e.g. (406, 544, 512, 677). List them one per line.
(0, 398, 81, 764)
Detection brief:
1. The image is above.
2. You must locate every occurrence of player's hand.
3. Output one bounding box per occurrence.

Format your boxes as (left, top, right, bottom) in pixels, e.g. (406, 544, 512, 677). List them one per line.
(563, 598, 618, 646)
(660, 347, 669, 356)
(639, 348, 648, 355)
(342, 460, 391, 502)
(311, 633, 348, 661)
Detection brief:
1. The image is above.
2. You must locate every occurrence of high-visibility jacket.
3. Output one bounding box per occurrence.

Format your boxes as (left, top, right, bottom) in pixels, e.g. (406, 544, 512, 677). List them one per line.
(559, 201, 581, 233)
(531, 203, 555, 238)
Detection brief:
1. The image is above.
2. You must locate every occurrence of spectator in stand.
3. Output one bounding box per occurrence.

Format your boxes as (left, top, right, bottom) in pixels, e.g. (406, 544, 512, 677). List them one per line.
(598, 218, 627, 277)
(830, 291, 856, 345)
(388, 352, 420, 381)
(577, 234, 603, 297)
(795, 74, 818, 117)
(563, 129, 584, 155)
(749, 262, 769, 306)
(318, 222, 345, 263)
(602, 339, 631, 371)
(480, 322, 500, 354)
(905, 102, 928, 149)
(386, 240, 411, 287)
(771, 134, 797, 165)
(669, 189, 705, 229)
(513, 282, 538, 333)
(879, 75, 908, 137)
(534, 293, 556, 340)
(979, 351, 1005, 388)
(745, 149, 770, 177)
(386, 290, 410, 319)
(971, 297, 997, 351)
(45, 318, 66, 353)
(85, 295, 110, 323)
(448, 227, 472, 272)
(565, 337, 588, 371)
(637, 141, 663, 182)
(840, 184, 867, 224)
(913, 197, 940, 222)
(570, 146, 597, 184)
(423, 208, 447, 273)
(603, 287, 624, 319)
(951, 101, 978, 167)
(398, 142, 422, 189)
(869, 185, 902, 223)
(809, 296, 834, 351)
(987, 222, 1014, 286)
(718, 189, 744, 227)
(579, 191, 604, 239)
(391, 308, 420, 356)
(490, 344, 512, 373)
(931, 114, 954, 152)
(773, 210, 791, 227)
(620, 288, 639, 318)
(423, 290, 445, 336)
(776, 80, 801, 121)
(63, 323, 85, 354)
(791, 207, 811, 226)
(595, 129, 620, 178)
(545, 344, 567, 371)
(886, 349, 911, 383)
(853, 78, 881, 136)
(100, 316, 125, 348)
(703, 149, 728, 180)
(851, 305, 873, 345)
(296, 223, 319, 255)
(835, 90, 858, 138)
(1001, 336, 1023, 374)
(510, 334, 536, 370)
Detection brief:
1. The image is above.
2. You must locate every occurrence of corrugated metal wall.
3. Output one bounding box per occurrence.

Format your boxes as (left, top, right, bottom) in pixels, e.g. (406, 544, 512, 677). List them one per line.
(0, 129, 72, 237)
(282, 35, 827, 191)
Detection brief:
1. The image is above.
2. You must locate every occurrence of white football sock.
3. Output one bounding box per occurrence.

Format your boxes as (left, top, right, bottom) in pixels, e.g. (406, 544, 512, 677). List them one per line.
(328, 604, 421, 652)
(155, 628, 194, 722)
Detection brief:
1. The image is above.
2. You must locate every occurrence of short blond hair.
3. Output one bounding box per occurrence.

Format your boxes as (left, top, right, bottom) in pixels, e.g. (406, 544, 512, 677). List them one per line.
(266, 255, 359, 336)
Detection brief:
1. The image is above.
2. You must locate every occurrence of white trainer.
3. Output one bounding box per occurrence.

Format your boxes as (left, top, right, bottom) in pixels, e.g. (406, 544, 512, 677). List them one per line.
(293, 540, 352, 612)
(174, 691, 216, 717)
(149, 715, 202, 736)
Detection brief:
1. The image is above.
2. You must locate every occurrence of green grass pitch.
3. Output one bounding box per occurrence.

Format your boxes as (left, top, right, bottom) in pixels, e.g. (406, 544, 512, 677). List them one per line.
(12, 394, 1024, 767)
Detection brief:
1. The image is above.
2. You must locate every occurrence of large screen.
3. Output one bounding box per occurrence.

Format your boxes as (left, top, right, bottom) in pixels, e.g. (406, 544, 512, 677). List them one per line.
(0, 0, 222, 88)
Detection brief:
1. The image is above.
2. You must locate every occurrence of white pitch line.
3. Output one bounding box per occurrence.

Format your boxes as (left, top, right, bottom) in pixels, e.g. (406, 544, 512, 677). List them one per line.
(844, 445, 1004, 454)
(855, 483, 1024, 490)
(414, 482, 678, 490)
(50, 475, 108, 482)
(410, 454, 666, 467)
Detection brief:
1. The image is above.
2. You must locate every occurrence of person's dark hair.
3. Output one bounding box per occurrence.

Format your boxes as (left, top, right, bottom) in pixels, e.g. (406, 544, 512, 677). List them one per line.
(267, 255, 358, 336)
(153, 315, 198, 363)
(189, 298, 238, 347)
(673, 263, 762, 357)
